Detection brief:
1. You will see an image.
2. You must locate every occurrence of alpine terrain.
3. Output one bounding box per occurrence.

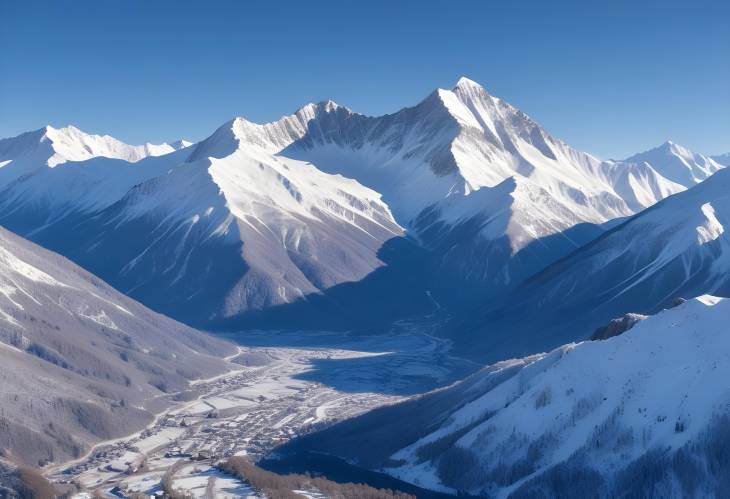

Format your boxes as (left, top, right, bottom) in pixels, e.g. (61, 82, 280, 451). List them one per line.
(0, 76, 728, 499)
(0, 78, 720, 333)
(458, 159, 730, 362)
(0, 225, 234, 466)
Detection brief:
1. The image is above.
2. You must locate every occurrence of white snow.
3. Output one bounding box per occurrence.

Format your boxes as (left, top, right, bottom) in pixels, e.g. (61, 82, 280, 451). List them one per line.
(0, 125, 182, 192)
(387, 296, 730, 497)
(697, 202, 724, 243)
(0, 246, 65, 288)
(134, 427, 186, 454)
(171, 465, 257, 498)
(624, 140, 725, 187)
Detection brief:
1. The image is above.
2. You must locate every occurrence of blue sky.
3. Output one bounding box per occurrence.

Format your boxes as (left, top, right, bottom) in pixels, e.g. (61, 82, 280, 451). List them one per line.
(2, 0, 728, 158)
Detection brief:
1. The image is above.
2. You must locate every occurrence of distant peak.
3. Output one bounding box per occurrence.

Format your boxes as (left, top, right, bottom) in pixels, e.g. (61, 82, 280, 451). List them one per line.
(624, 140, 690, 162)
(657, 140, 679, 151)
(453, 76, 485, 92)
(319, 99, 341, 111)
(297, 99, 346, 116)
(38, 124, 60, 136)
(41, 124, 86, 142)
(660, 140, 692, 155)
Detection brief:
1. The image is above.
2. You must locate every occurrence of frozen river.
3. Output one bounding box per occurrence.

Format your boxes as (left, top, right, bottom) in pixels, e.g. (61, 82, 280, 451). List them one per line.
(53, 318, 479, 497)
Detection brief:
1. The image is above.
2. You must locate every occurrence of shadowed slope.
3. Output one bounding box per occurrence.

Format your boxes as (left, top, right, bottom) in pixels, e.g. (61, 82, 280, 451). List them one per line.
(0, 226, 234, 466)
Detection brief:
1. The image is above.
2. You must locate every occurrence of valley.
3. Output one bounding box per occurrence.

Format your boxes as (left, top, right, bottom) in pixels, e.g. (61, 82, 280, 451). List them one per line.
(49, 319, 477, 497)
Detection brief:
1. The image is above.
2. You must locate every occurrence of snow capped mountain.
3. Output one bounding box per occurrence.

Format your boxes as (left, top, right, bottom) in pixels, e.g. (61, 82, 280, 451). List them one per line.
(0, 78, 715, 329)
(0, 115, 405, 327)
(623, 140, 725, 187)
(0, 125, 180, 188)
(283, 77, 681, 226)
(0, 226, 234, 465)
(98, 118, 403, 323)
(276, 77, 686, 297)
(294, 296, 730, 498)
(461, 163, 730, 363)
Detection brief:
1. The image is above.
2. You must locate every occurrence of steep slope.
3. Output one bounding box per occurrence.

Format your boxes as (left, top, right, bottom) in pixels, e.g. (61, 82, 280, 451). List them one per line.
(0, 78, 697, 328)
(462, 164, 730, 362)
(623, 140, 725, 187)
(291, 296, 730, 498)
(0, 226, 234, 466)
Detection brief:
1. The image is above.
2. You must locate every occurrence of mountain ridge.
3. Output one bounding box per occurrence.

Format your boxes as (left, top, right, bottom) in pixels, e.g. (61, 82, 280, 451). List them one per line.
(456, 163, 730, 363)
(0, 77, 723, 330)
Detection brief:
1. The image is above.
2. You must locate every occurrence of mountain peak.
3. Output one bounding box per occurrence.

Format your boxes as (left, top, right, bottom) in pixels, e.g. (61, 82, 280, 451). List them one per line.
(42, 124, 92, 143)
(659, 140, 688, 154)
(453, 76, 484, 91)
(296, 99, 347, 117)
(623, 140, 724, 187)
(318, 99, 341, 112)
(626, 140, 689, 161)
(0, 124, 181, 170)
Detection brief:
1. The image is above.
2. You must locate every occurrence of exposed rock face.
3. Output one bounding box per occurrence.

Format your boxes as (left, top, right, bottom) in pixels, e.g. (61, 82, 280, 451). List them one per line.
(589, 313, 647, 341)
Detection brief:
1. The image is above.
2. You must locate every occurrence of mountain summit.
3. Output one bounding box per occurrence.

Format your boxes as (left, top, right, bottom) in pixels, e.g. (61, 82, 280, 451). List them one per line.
(624, 140, 724, 187)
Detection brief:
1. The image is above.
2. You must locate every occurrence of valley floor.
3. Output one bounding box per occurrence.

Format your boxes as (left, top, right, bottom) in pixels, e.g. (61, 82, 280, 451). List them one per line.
(51, 318, 477, 497)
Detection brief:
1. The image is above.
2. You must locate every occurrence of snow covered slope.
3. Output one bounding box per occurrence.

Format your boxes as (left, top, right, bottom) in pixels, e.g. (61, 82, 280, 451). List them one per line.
(0, 78, 708, 328)
(0, 125, 182, 188)
(0, 226, 234, 466)
(461, 164, 730, 362)
(294, 296, 730, 498)
(623, 140, 725, 187)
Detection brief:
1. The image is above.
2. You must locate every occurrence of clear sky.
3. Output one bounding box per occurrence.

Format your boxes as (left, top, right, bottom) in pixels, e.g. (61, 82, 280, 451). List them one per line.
(2, 0, 728, 159)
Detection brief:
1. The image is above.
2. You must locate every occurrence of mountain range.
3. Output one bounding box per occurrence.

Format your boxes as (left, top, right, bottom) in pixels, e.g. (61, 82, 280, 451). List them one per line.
(1, 77, 729, 498)
(0, 78, 725, 337)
